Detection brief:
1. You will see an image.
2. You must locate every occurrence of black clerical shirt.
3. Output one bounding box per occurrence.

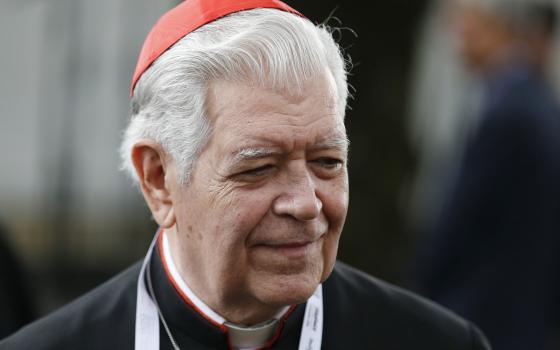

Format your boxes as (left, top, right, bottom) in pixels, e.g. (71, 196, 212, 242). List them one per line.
(0, 240, 491, 349)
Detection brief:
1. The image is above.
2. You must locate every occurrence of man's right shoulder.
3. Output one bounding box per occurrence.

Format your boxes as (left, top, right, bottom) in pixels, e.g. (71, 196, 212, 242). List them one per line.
(0, 261, 142, 350)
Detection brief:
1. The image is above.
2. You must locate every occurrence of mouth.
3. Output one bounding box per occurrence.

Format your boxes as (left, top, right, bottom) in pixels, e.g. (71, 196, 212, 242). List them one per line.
(252, 239, 318, 259)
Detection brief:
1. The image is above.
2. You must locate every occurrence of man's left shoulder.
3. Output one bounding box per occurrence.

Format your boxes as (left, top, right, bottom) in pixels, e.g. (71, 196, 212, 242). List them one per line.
(321, 261, 491, 350)
(0, 262, 141, 350)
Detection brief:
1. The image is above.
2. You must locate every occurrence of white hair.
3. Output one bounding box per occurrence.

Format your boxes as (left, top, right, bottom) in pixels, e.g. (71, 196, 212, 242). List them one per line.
(120, 8, 349, 185)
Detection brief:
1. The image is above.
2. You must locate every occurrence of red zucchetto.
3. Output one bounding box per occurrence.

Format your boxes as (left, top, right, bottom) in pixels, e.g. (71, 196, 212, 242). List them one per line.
(131, 0, 303, 96)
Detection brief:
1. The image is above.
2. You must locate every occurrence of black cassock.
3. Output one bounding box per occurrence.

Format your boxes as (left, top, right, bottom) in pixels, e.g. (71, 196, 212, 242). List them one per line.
(0, 242, 491, 349)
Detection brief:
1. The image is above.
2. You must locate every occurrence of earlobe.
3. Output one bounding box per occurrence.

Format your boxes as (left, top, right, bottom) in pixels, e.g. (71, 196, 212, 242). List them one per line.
(161, 207, 175, 228)
(131, 140, 176, 228)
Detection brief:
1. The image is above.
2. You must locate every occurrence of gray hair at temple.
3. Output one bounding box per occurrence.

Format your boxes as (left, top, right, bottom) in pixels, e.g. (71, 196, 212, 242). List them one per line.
(120, 8, 350, 185)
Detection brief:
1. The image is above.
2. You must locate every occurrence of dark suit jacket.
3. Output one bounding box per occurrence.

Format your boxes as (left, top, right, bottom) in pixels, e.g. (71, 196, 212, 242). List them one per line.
(0, 226, 34, 339)
(416, 61, 560, 350)
(1, 241, 490, 349)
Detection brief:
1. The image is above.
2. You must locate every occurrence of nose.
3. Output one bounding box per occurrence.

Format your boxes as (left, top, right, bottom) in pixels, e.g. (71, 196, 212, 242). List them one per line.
(272, 167, 322, 221)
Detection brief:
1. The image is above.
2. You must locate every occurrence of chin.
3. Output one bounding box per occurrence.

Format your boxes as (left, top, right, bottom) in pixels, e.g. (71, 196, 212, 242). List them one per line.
(251, 270, 324, 307)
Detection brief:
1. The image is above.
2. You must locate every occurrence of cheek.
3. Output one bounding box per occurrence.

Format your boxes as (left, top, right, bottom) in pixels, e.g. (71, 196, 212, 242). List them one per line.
(320, 234, 340, 282)
(217, 188, 275, 243)
(318, 177, 348, 278)
(320, 176, 349, 229)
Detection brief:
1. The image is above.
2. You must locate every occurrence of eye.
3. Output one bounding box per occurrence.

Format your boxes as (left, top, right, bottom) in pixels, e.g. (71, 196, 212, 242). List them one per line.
(236, 164, 275, 178)
(311, 157, 344, 170)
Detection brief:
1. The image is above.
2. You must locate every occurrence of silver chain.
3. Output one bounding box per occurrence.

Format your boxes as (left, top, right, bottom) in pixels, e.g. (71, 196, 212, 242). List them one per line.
(146, 258, 181, 350)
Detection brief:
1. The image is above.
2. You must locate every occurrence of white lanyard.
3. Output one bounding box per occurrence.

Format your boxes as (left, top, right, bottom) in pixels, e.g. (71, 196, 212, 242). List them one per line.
(135, 234, 160, 350)
(134, 233, 323, 350)
(296, 285, 323, 350)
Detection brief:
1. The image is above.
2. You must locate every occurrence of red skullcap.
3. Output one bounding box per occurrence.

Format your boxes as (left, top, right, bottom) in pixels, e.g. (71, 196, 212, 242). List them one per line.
(131, 0, 304, 96)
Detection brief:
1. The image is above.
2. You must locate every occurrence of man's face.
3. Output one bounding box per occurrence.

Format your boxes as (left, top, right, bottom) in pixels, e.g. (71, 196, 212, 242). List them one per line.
(450, 3, 508, 70)
(169, 72, 348, 319)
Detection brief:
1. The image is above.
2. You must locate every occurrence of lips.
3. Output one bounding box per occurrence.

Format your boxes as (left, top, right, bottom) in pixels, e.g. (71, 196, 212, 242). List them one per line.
(249, 229, 326, 248)
(252, 238, 320, 259)
(260, 241, 312, 248)
(248, 222, 328, 259)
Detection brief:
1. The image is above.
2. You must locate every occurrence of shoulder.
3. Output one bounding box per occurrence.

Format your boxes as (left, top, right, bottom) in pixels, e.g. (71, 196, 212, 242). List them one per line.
(0, 262, 142, 350)
(321, 261, 491, 350)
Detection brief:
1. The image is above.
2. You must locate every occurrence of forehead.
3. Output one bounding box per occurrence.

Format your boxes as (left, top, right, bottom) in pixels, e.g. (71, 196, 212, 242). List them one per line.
(205, 74, 346, 153)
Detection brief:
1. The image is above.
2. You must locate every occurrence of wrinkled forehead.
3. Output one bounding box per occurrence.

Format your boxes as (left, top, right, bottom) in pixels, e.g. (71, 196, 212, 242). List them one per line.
(204, 73, 347, 158)
(206, 69, 342, 122)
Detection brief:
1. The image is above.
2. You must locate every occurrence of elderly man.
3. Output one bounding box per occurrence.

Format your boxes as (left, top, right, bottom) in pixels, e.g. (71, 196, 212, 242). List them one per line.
(1, 1, 490, 349)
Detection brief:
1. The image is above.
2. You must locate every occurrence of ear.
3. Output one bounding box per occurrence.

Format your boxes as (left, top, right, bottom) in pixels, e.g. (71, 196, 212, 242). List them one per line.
(131, 140, 176, 228)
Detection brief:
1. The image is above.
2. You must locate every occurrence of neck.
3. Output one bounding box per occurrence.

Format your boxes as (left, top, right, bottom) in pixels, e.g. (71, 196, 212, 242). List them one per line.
(219, 304, 285, 326)
(162, 229, 288, 326)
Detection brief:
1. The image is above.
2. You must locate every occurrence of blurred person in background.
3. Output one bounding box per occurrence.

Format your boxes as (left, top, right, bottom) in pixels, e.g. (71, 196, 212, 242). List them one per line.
(0, 223, 35, 339)
(412, 0, 560, 349)
(0, 0, 492, 349)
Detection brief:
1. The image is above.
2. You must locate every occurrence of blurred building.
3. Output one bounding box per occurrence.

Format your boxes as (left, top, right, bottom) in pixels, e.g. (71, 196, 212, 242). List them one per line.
(0, 0, 177, 314)
(408, 0, 483, 234)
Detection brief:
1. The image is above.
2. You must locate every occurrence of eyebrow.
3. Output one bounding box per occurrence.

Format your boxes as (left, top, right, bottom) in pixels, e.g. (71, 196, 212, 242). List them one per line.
(229, 148, 281, 165)
(228, 137, 349, 165)
(309, 137, 349, 154)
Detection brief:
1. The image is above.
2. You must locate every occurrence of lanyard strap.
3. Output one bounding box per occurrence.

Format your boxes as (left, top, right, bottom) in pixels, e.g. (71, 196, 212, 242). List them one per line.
(134, 233, 323, 350)
(135, 234, 160, 350)
(297, 285, 323, 350)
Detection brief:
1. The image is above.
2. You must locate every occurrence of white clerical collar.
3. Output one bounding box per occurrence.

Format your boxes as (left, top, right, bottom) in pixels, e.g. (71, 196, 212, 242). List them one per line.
(160, 230, 290, 349)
